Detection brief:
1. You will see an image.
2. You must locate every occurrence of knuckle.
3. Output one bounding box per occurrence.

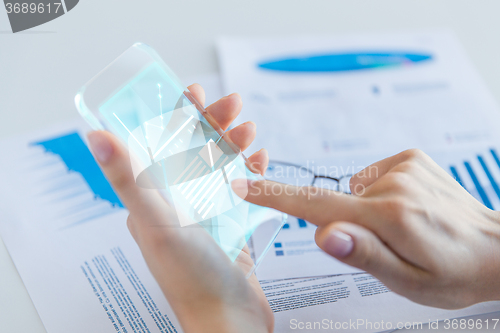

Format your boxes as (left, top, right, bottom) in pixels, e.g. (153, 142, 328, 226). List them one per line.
(126, 215, 134, 229)
(352, 165, 375, 183)
(109, 170, 133, 193)
(141, 224, 168, 251)
(399, 149, 434, 167)
(349, 174, 362, 192)
(377, 197, 411, 225)
(148, 233, 168, 252)
(383, 171, 413, 192)
(392, 160, 420, 176)
(126, 214, 167, 250)
(349, 174, 359, 188)
(352, 183, 367, 196)
(401, 148, 426, 161)
(126, 215, 139, 241)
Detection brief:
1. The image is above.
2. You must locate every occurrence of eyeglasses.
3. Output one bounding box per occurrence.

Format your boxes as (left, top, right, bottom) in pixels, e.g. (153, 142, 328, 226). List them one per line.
(264, 160, 353, 194)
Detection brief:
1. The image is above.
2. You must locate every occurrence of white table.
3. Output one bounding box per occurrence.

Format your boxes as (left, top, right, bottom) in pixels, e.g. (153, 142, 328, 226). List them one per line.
(2, 0, 500, 331)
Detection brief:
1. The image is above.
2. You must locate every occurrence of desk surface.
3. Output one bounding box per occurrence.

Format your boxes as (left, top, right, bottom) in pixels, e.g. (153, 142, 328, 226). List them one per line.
(2, 1, 500, 332)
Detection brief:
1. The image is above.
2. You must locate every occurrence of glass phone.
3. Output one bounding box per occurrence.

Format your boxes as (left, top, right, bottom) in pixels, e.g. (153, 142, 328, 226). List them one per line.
(75, 43, 285, 274)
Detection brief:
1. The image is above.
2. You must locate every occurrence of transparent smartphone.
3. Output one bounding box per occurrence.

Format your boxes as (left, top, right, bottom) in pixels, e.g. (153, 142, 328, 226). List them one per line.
(75, 43, 285, 276)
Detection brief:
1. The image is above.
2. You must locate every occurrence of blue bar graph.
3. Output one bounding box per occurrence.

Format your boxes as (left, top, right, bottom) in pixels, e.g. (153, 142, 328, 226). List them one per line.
(33, 132, 124, 208)
(450, 166, 466, 190)
(491, 149, 500, 169)
(477, 155, 500, 201)
(464, 161, 493, 209)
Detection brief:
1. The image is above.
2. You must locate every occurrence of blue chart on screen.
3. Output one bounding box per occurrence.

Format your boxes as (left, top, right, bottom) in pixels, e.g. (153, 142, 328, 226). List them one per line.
(449, 148, 500, 210)
(257, 52, 433, 72)
(33, 132, 123, 227)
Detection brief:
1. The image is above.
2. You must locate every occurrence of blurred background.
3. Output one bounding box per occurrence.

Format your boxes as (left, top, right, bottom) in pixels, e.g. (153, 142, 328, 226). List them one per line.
(1, 0, 500, 139)
(2, 1, 500, 332)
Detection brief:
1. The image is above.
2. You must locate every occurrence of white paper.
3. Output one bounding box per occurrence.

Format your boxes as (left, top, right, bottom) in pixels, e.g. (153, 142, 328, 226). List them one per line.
(217, 30, 500, 163)
(261, 274, 500, 333)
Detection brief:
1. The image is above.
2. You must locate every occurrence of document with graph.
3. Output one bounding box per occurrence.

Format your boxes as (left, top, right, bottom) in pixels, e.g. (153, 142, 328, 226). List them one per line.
(0, 119, 182, 333)
(217, 30, 500, 161)
(4, 33, 500, 331)
(0, 74, 224, 333)
(3, 119, 500, 333)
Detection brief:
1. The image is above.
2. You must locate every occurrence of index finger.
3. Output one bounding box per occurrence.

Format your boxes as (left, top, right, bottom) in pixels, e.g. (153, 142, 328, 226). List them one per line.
(231, 179, 365, 226)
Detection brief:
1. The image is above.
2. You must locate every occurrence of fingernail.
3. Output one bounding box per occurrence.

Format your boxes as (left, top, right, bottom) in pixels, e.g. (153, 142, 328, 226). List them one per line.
(244, 121, 256, 129)
(323, 230, 353, 258)
(87, 132, 113, 164)
(231, 178, 248, 190)
(227, 92, 241, 99)
(247, 179, 256, 188)
(231, 179, 256, 190)
(231, 179, 256, 198)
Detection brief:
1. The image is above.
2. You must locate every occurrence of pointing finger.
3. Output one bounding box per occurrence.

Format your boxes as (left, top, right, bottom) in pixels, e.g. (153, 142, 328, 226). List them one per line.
(231, 179, 364, 226)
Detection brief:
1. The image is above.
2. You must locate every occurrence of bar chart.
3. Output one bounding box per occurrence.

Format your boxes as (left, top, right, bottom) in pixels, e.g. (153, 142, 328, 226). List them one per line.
(444, 147, 500, 210)
(30, 132, 124, 229)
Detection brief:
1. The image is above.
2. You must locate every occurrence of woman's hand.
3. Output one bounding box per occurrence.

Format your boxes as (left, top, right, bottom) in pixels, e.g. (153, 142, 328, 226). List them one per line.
(87, 84, 273, 333)
(233, 149, 500, 309)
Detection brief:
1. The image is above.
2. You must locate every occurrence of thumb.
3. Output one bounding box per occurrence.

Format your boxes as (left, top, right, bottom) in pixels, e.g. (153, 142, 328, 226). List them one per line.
(87, 131, 173, 224)
(315, 222, 416, 283)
